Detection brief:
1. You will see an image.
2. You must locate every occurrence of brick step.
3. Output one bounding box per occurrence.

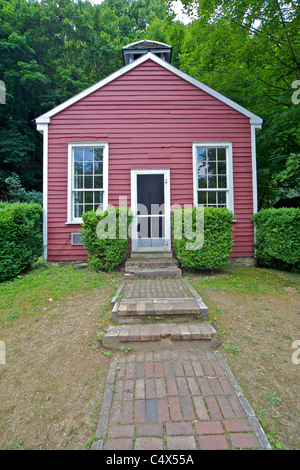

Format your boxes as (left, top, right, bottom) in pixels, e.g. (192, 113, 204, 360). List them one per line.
(111, 279, 208, 324)
(102, 322, 219, 351)
(124, 267, 182, 279)
(125, 258, 179, 269)
(112, 298, 208, 323)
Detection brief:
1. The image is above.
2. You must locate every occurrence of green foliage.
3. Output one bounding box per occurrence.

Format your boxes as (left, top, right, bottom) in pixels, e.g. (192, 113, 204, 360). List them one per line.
(5, 173, 43, 205)
(177, 0, 300, 208)
(172, 207, 234, 271)
(252, 208, 300, 272)
(0, 0, 171, 197)
(81, 206, 132, 272)
(0, 202, 43, 282)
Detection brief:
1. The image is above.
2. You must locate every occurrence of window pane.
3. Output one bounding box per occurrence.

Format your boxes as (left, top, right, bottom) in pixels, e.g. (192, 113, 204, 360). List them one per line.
(217, 161, 226, 175)
(94, 162, 103, 174)
(84, 148, 93, 161)
(197, 162, 207, 178)
(74, 204, 84, 218)
(85, 191, 93, 204)
(84, 204, 93, 212)
(197, 148, 207, 162)
(218, 175, 227, 188)
(84, 161, 93, 175)
(208, 191, 216, 204)
(74, 175, 83, 189)
(74, 191, 83, 204)
(74, 162, 83, 175)
(198, 191, 206, 205)
(94, 191, 103, 205)
(217, 148, 226, 161)
(74, 148, 83, 161)
(94, 148, 103, 161)
(208, 161, 216, 175)
(84, 176, 93, 188)
(207, 148, 216, 161)
(198, 176, 207, 189)
(94, 175, 103, 188)
(208, 175, 217, 188)
(217, 191, 227, 205)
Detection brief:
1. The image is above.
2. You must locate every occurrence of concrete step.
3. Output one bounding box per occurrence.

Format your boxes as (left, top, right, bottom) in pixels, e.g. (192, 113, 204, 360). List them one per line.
(102, 321, 219, 351)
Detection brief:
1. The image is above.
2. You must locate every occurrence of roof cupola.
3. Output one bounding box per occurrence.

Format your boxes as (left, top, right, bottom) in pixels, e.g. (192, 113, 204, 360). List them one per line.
(122, 40, 172, 65)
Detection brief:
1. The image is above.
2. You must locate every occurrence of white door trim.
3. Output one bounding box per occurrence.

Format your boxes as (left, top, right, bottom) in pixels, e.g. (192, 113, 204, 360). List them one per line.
(131, 169, 171, 252)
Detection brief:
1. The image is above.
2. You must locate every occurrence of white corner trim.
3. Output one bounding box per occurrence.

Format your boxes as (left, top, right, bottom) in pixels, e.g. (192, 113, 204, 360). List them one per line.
(35, 52, 263, 125)
(192, 142, 234, 213)
(67, 142, 109, 224)
(251, 124, 262, 214)
(36, 123, 48, 260)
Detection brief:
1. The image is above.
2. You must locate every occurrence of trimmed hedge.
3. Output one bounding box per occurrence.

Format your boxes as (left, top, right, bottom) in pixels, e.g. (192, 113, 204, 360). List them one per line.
(252, 207, 300, 272)
(172, 206, 234, 271)
(0, 202, 43, 282)
(81, 206, 132, 272)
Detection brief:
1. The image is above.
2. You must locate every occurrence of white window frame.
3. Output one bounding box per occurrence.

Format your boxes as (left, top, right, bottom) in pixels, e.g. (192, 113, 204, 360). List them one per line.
(193, 142, 234, 213)
(67, 142, 108, 224)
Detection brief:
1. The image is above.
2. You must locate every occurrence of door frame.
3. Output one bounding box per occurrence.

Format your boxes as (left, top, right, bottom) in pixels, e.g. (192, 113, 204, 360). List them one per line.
(131, 169, 171, 252)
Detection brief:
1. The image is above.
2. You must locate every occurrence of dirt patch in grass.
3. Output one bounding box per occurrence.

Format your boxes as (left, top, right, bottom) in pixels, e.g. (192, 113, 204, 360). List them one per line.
(0, 267, 122, 450)
(189, 267, 300, 450)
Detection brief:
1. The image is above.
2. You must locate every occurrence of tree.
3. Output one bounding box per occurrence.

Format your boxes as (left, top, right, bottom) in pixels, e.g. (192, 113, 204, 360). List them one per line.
(0, 0, 172, 198)
(174, 0, 300, 206)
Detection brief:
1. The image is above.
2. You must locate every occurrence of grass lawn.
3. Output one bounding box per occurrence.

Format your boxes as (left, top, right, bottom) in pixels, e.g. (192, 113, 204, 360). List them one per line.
(0, 262, 299, 450)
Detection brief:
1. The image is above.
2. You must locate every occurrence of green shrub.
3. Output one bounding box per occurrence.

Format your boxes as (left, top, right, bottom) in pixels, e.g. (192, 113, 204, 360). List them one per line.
(252, 208, 300, 272)
(172, 206, 234, 271)
(0, 202, 43, 282)
(5, 174, 43, 205)
(81, 206, 132, 272)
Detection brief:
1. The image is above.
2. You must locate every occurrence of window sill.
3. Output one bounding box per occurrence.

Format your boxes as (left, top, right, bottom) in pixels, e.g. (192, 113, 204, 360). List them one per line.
(65, 221, 83, 225)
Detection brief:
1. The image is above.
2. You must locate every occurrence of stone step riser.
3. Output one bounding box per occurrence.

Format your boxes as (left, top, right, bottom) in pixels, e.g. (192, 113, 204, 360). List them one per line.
(112, 298, 208, 324)
(130, 252, 173, 259)
(102, 322, 219, 351)
(125, 259, 179, 269)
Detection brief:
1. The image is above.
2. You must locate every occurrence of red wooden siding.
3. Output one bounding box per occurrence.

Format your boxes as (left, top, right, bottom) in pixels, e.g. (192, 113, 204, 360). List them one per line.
(47, 59, 254, 261)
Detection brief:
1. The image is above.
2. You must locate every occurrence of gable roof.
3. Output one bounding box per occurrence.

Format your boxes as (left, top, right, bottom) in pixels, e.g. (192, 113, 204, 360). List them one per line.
(35, 52, 263, 126)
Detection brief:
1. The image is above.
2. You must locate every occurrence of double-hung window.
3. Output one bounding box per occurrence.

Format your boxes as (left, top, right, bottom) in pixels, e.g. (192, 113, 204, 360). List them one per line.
(67, 142, 108, 223)
(193, 143, 234, 212)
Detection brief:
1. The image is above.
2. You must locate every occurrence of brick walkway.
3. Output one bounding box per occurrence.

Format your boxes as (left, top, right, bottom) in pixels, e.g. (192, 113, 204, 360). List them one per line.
(93, 348, 271, 450)
(123, 279, 193, 299)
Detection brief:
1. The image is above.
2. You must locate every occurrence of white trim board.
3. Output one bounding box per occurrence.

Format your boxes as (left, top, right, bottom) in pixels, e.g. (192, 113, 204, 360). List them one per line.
(36, 123, 48, 260)
(67, 142, 109, 225)
(192, 142, 234, 213)
(131, 169, 171, 252)
(35, 52, 263, 126)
